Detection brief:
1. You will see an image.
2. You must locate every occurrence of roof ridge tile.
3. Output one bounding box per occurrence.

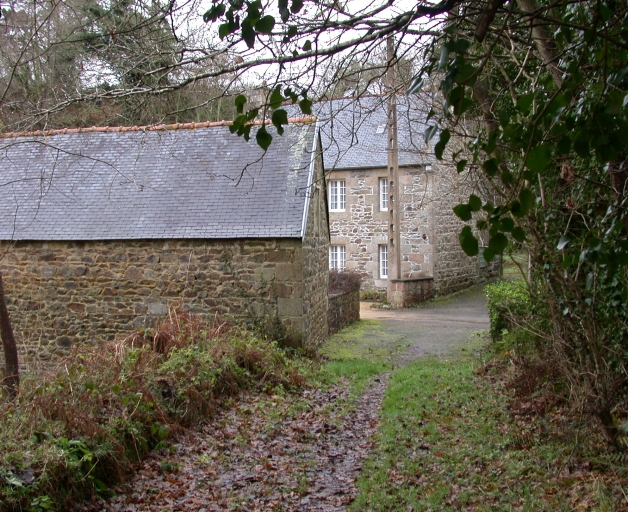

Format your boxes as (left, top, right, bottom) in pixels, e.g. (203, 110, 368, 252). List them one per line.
(0, 117, 316, 139)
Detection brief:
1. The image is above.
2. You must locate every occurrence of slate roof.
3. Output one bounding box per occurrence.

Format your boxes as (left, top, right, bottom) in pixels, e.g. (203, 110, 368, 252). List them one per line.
(291, 95, 433, 170)
(0, 121, 317, 241)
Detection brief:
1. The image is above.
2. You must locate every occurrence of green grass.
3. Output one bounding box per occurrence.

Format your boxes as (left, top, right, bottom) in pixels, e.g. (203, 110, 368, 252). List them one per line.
(503, 250, 529, 281)
(320, 319, 410, 366)
(313, 319, 394, 419)
(348, 357, 619, 511)
(316, 359, 388, 394)
(318, 286, 622, 510)
(317, 317, 402, 396)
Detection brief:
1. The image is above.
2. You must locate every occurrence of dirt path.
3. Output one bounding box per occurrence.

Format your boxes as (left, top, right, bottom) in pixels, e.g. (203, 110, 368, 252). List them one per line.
(83, 286, 488, 511)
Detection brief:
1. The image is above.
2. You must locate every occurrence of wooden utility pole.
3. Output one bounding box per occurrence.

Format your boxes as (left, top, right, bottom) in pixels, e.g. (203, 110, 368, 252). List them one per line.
(386, 36, 401, 287)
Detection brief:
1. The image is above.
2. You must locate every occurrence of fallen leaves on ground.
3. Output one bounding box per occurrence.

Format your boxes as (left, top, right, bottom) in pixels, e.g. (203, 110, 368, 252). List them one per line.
(77, 376, 388, 511)
(74, 354, 628, 512)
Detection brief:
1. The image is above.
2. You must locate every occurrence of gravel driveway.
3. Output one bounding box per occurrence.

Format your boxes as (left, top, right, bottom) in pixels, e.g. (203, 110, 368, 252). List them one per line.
(359, 284, 490, 365)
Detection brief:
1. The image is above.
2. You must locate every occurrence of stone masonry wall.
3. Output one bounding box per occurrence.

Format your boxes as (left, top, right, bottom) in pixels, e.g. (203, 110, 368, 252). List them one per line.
(329, 168, 387, 293)
(329, 161, 499, 301)
(399, 168, 435, 280)
(1, 238, 307, 363)
(431, 159, 501, 295)
(328, 165, 432, 296)
(328, 289, 360, 334)
(388, 277, 434, 308)
(301, 148, 330, 350)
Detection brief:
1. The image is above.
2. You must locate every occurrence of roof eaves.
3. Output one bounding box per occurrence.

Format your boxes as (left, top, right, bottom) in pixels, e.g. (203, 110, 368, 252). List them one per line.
(326, 162, 428, 172)
(4, 233, 304, 242)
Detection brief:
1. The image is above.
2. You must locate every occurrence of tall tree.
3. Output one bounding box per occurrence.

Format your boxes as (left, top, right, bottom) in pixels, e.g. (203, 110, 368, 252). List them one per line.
(421, 0, 628, 443)
(0, 270, 18, 399)
(0, 0, 243, 130)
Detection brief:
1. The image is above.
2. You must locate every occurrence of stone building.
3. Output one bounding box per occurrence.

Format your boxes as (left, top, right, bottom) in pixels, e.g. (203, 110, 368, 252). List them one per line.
(314, 95, 499, 301)
(0, 119, 329, 362)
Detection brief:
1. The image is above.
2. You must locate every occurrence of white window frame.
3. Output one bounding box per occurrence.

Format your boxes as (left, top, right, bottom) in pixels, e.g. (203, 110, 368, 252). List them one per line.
(328, 180, 346, 212)
(379, 177, 388, 211)
(379, 244, 388, 279)
(329, 245, 346, 270)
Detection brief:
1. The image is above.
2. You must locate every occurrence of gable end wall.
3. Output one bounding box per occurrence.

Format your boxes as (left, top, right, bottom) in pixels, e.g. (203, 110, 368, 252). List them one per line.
(431, 158, 501, 295)
(301, 145, 329, 349)
(329, 162, 499, 298)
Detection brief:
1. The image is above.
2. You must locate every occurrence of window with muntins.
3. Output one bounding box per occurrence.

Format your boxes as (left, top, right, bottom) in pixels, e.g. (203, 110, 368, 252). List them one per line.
(379, 244, 388, 278)
(329, 245, 346, 270)
(329, 180, 346, 211)
(379, 178, 388, 211)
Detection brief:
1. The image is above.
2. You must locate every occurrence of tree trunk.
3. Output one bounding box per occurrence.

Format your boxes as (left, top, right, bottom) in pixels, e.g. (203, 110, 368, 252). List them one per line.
(598, 407, 619, 447)
(516, 0, 563, 87)
(0, 270, 19, 399)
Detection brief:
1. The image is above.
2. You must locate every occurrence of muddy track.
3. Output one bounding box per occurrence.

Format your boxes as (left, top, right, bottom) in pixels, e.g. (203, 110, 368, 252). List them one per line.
(79, 287, 488, 511)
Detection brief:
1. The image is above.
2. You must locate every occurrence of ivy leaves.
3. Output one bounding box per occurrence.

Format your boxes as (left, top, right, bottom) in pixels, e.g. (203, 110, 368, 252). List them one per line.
(278, 0, 304, 23)
(453, 193, 481, 222)
(204, 0, 302, 49)
(434, 129, 450, 160)
(459, 226, 479, 256)
(416, 28, 570, 263)
(229, 86, 312, 150)
(203, 2, 315, 149)
(455, 191, 530, 261)
(524, 145, 552, 174)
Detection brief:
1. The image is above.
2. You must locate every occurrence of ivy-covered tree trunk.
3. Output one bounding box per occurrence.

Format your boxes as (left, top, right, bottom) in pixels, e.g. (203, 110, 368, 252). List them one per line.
(0, 270, 19, 399)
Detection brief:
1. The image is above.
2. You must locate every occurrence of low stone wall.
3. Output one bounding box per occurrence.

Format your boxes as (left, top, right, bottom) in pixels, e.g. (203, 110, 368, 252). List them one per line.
(1, 238, 311, 363)
(328, 289, 360, 334)
(388, 277, 434, 308)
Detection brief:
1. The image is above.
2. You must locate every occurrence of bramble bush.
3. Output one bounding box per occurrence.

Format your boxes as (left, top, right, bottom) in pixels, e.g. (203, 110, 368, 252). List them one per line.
(0, 309, 308, 511)
(328, 269, 362, 295)
(485, 280, 531, 343)
(486, 279, 551, 359)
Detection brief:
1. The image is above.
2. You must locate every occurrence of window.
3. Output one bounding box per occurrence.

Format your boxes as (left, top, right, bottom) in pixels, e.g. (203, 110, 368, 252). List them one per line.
(379, 178, 388, 211)
(379, 245, 388, 278)
(329, 180, 346, 211)
(330, 245, 346, 270)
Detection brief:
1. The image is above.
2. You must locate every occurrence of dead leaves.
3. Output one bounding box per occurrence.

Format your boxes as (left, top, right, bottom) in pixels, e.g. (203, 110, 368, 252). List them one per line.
(77, 376, 388, 512)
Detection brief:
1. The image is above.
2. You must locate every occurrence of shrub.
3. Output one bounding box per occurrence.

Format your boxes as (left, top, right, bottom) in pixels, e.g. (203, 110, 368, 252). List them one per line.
(0, 309, 308, 511)
(485, 280, 543, 354)
(329, 269, 362, 295)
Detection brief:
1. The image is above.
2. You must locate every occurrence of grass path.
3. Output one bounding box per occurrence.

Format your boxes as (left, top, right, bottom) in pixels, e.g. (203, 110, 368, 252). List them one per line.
(80, 292, 626, 511)
(324, 308, 625, 511)
(350, 358, 621, 511)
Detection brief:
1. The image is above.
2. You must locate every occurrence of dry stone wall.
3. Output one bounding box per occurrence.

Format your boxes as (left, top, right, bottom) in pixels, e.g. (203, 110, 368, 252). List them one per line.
(328, 290, 360, 334)
(1, 238, 309, 363)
